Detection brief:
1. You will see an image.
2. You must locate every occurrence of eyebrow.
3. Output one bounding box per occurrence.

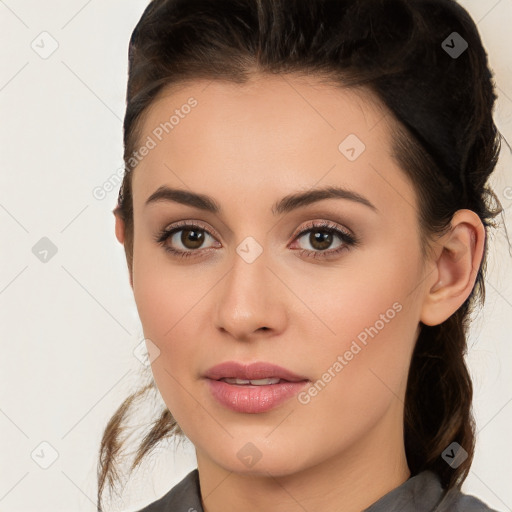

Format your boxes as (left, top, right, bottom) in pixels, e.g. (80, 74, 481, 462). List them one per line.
(144, 185, 378, 215)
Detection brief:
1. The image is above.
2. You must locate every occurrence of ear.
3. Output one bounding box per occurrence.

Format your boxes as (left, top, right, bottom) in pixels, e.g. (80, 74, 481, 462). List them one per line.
(420, 209, 486, 326)
(113, 207, 133, 288)
(113, 207, 125, 244)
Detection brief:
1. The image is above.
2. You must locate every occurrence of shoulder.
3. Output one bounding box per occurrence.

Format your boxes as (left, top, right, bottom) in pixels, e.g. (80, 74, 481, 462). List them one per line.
(363, 470, 502, 512)
(436, 485, 503, 512)
(406, 470, 502, 512)
(134, 468, 203, 512)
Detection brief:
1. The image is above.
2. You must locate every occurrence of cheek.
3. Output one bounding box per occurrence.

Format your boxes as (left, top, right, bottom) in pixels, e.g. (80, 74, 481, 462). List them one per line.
(294, 243, 419, 341)
(132, 241, 205, 339)
(131, 245, 212, 382)
(132, 257, 206, 425)
(293, 244, 421, 396)
(294, 280, 416, 449)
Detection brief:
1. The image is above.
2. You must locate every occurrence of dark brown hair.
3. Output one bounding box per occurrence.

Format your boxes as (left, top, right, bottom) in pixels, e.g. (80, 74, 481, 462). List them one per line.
(98, 0, 509, 509)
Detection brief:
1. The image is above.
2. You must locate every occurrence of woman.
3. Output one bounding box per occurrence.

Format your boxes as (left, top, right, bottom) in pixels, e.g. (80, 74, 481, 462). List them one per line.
(98, 0, 508, 510)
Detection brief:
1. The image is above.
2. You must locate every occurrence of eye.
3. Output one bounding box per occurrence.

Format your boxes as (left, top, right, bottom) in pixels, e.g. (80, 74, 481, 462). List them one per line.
(154, 219, 359, 260)
(289, 220, 359, 260)
(153, 220, 221, 259)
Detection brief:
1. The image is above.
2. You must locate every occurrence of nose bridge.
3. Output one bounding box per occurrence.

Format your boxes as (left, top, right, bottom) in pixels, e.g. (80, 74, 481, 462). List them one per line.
(213, 239, 286, 338)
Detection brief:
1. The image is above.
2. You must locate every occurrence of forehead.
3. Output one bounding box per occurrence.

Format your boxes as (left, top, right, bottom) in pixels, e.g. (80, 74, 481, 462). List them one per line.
(130, 74, 416, 219)
(135, 74, 391, 151)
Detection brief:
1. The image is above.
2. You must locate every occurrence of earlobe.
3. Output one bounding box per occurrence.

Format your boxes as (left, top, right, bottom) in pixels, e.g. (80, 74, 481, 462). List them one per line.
(420, 209, 485, 327)
(114, 209, 125, 244)
(113, 208, 134, 289)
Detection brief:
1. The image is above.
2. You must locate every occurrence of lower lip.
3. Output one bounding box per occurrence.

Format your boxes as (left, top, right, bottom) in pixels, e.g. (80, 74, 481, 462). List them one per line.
(205, 378, 310, 413)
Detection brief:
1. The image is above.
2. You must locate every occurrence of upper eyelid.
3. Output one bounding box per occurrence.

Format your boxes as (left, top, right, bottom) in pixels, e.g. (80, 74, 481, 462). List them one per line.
(164, 220, 220, 239)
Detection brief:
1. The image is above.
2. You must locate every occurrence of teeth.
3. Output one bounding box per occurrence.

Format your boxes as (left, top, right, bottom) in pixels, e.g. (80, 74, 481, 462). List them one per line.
(222, 377, 282, 385)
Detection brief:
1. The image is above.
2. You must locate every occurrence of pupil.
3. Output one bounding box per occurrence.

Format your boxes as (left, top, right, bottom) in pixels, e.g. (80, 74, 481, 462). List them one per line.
(311, 231, 332, 250)
(182, 229, 204, 249)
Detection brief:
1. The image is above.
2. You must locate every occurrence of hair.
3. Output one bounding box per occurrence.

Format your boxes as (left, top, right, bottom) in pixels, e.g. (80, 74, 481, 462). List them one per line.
(98, 0, 510, 509)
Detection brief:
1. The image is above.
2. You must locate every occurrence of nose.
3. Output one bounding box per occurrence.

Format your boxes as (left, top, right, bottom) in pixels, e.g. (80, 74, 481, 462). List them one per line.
(213, 248, 288, 341)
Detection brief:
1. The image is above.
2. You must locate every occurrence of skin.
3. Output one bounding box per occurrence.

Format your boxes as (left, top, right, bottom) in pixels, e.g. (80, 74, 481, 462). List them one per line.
(114, 74, 485, 512)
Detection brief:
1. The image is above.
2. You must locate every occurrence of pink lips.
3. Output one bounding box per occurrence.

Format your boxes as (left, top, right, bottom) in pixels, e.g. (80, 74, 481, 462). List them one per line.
(203, 361, 310, 413)
(203, 360, 309, 382)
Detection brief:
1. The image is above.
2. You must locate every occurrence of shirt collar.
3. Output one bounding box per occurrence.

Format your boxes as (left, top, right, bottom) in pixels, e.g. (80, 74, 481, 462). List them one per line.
(363, 470, 445, 511)
(167, 468, 446, 512)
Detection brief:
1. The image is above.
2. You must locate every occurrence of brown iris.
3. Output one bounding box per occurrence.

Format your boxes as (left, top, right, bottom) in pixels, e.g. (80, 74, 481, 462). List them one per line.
(181, 228, 205, 249)
(310, 230, 333, 250)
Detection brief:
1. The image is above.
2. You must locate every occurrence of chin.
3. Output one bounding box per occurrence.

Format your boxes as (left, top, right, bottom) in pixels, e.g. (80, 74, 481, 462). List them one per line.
(204, 440, 310, 478)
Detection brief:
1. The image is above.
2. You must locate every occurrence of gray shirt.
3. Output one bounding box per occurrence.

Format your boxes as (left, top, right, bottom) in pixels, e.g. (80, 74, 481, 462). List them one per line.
(135, 468, 501, 512)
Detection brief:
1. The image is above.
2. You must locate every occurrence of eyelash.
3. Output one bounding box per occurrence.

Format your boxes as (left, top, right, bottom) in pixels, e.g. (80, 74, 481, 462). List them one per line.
(153, 220, 359, 260)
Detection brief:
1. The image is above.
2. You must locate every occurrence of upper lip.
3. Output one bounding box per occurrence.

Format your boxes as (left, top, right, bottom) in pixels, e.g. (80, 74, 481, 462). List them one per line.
(204, 361, 309, 382)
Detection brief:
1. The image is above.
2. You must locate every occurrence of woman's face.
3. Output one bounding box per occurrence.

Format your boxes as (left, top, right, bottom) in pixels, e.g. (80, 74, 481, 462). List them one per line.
(125, 75, 431, 477)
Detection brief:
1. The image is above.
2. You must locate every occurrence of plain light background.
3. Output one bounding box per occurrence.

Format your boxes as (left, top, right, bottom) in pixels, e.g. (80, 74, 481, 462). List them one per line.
(0, 1, 511, 511)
